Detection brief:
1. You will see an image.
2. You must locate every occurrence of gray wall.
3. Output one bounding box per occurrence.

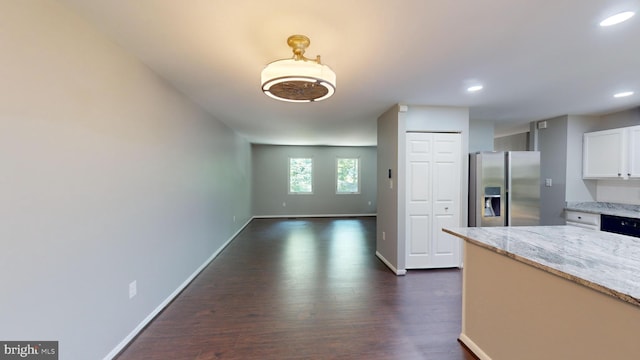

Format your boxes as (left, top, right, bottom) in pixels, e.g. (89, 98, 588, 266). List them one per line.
(531, 109, 639, 221)
(376, 105, 400, 273)
(0, 2, 251, 359)
(469, 120, 495, 152)
(565, 115, 600, 202)
(536, 116, 568, 225)
(494, 132, 529, 151)
(252, 145, 377, 216)
(592, 107, 640, 131)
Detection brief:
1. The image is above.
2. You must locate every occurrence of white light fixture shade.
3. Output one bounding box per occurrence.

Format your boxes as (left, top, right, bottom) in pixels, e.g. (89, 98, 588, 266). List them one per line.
(261, 59, 336, 102)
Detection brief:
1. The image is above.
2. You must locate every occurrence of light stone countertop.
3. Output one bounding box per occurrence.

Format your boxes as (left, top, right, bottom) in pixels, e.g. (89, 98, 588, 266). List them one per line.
(565, 202, 640, 219)
(444, 226, 640, 307)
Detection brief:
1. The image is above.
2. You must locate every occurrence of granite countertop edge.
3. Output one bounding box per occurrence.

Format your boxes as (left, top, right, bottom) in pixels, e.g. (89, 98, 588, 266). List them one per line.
(565, 201, 640, 219)
(444, 226, 640, 308)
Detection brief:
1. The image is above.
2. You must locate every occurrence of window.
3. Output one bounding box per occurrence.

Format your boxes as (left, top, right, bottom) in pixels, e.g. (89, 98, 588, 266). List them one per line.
(288, 157, 313, 194)
(336, 158, 360, 194)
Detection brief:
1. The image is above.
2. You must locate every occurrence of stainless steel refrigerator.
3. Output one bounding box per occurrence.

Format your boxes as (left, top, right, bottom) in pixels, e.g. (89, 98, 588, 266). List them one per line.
(469, 151, 540, 227)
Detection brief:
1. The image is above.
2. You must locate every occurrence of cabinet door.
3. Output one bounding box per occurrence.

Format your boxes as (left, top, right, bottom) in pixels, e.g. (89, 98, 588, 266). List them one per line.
(628, 126, 640, 178)
(583, 128, 625, 179)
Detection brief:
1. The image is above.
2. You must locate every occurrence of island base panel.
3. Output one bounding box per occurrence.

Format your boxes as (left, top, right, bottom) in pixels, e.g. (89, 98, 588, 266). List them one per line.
(460, 241, 640, 360)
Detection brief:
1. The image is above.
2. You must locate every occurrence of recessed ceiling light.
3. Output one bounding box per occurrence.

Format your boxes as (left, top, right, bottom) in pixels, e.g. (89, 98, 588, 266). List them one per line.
(467, 85, 483, 92)
(599, 11, 635, 26)
(614, 91, 634, 98)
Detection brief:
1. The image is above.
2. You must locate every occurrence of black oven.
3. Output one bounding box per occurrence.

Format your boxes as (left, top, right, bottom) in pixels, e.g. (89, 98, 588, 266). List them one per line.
(600, 214, 640, 238)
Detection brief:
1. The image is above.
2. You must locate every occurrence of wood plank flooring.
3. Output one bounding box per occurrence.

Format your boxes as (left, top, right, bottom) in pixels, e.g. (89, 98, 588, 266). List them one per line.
(116, 217, 476, 360)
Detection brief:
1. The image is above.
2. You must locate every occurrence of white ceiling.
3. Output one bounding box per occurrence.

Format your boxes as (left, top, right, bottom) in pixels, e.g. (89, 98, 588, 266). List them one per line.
(59, 0, 640, 145)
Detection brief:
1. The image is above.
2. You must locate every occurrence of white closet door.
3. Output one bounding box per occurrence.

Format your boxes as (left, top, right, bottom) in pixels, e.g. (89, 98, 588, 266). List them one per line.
(405, 132, 461, 269)
(405, 133, 432, 269)
(430, 134, 461, 268)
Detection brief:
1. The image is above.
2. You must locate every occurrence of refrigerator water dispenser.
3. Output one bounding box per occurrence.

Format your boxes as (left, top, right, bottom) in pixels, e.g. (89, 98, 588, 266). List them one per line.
(484, 186, 501, 217)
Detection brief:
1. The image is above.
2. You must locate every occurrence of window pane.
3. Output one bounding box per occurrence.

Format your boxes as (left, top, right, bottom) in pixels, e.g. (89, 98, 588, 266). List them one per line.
(337, 158, 359, 193)
(289, 158, 313, 193)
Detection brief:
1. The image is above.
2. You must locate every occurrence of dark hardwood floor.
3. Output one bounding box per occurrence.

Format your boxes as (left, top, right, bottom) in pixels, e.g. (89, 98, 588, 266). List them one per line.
(116, 217, 476, 360)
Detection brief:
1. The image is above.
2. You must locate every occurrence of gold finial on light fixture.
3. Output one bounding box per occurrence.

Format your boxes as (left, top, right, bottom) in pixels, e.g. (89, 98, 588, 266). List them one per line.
(261, 35, 336, 103)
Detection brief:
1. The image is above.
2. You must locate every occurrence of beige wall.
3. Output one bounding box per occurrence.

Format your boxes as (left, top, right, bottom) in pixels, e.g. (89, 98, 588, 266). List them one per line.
(0, 1, 251, 358)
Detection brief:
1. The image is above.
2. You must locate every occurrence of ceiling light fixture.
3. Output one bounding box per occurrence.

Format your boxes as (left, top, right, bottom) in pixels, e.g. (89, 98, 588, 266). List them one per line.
(599, 11, 635, 26)
(467, 85, 484, 92)
(261, 35, 336, 103)
(614, 91, 634, 98)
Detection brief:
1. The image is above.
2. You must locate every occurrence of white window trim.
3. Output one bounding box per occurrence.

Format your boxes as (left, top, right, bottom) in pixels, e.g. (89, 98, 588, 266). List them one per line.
(335, 157, 361, 194)
(288, 157, 314, 195)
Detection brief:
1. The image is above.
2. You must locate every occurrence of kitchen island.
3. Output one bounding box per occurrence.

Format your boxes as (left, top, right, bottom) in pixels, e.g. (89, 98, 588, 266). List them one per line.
(443, 226, 640, 360)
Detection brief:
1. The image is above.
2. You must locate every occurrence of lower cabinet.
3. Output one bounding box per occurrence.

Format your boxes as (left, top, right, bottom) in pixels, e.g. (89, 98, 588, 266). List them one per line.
(565, 210, 600, 230)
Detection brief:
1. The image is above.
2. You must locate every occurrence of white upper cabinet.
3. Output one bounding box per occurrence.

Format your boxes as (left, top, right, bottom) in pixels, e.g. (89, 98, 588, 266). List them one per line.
(583, 128, 626, 179)
(628, 125, 640, 179)
(583, 125, 640, 179)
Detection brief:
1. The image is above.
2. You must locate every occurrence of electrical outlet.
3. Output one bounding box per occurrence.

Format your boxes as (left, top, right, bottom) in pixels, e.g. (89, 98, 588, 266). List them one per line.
(382, 231, 386, 241)
(545, 178, 552, 187)
(129, 281, 137, 299)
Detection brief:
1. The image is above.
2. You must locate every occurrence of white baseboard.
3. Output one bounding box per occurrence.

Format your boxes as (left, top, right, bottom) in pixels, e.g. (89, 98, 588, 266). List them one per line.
(458, 333, 492, 360)
(253, 213, 376, 219)
(375, 251, 406, 276)
(103, 217, 253, 360)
